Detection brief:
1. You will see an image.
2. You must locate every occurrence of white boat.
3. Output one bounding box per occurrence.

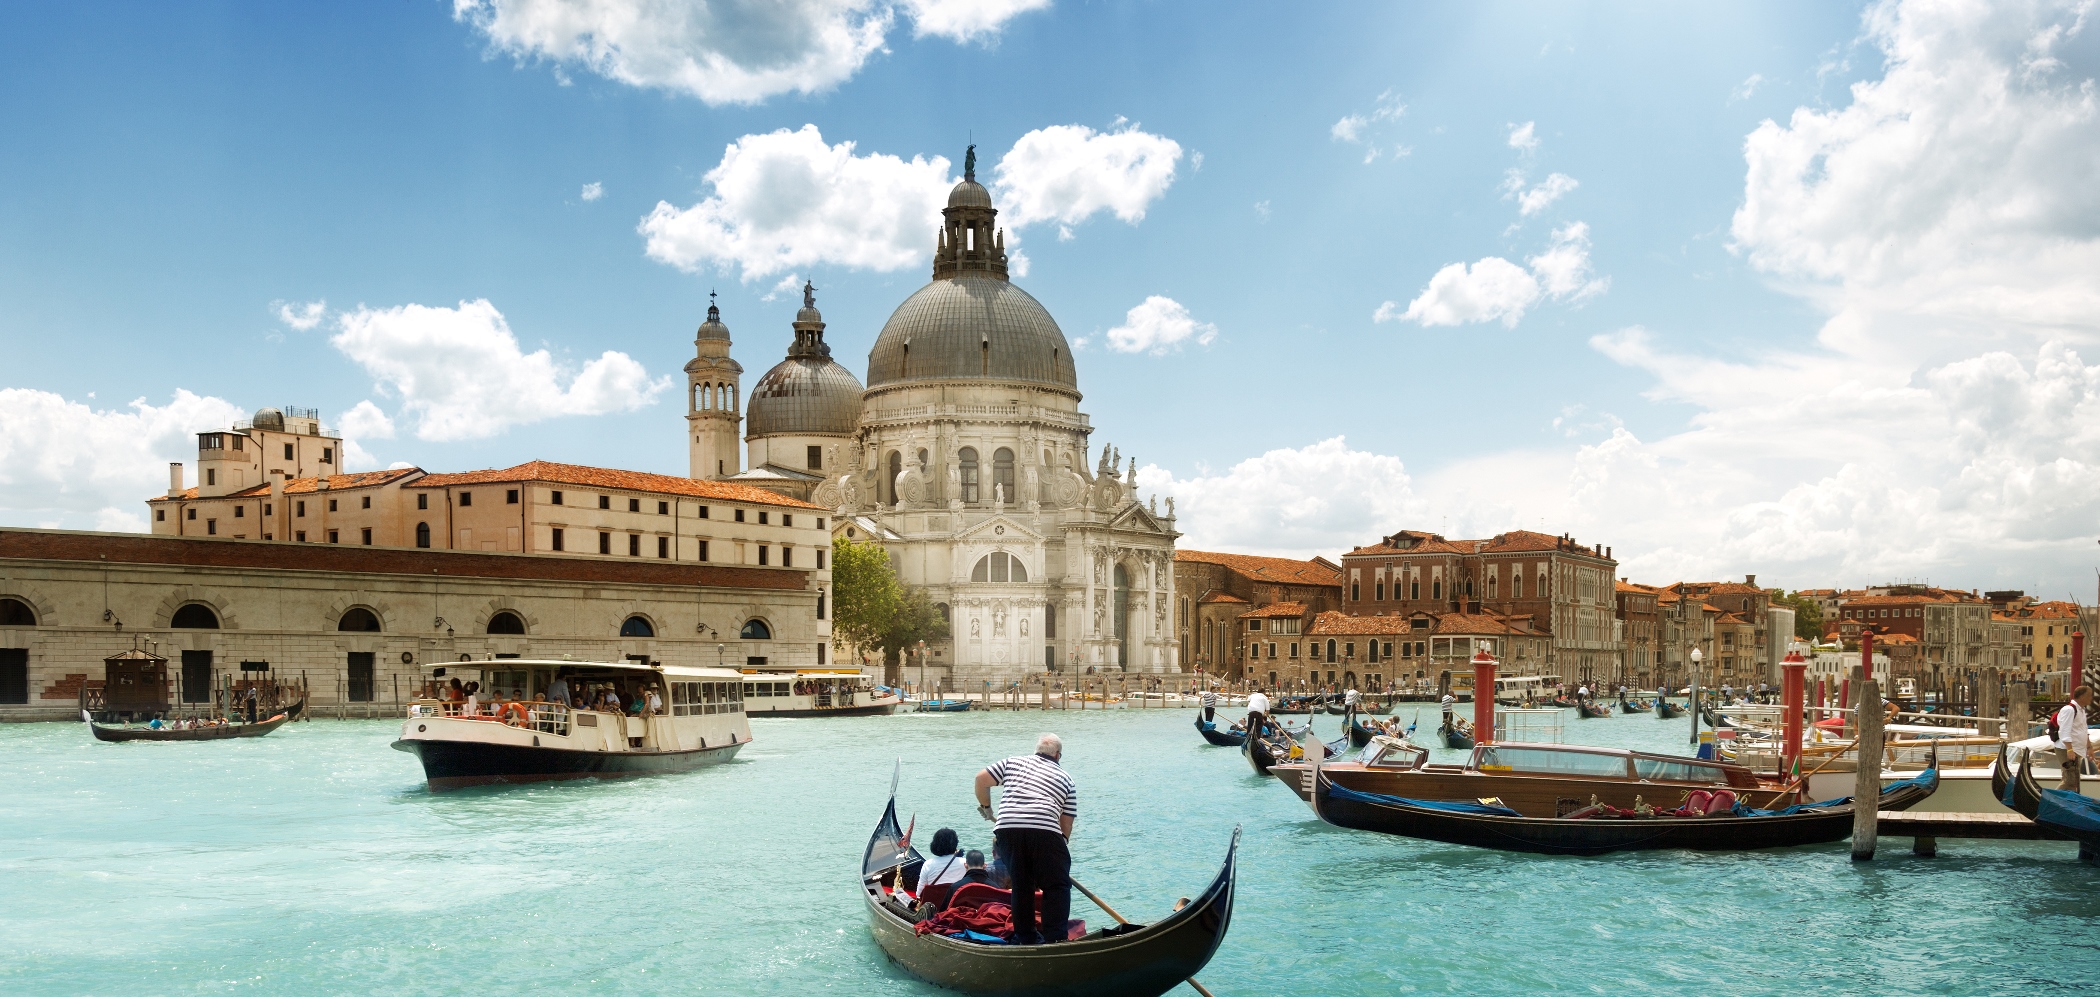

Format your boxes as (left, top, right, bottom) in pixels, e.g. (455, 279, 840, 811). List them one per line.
(741, 669, 901, 717)
(393, 658, 751, 791)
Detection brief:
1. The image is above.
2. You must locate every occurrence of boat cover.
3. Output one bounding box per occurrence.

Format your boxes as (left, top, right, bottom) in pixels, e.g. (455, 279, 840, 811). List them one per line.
(2037, 788, 2100, 840)
(1322, 784, 1522, 817)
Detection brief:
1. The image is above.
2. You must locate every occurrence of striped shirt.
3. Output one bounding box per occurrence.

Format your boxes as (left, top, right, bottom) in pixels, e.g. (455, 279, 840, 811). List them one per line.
(985, 753, 1078, 836)
(1201, 691, 1219, 708)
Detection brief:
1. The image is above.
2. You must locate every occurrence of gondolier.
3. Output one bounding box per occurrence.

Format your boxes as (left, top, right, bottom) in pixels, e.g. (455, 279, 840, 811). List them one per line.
(1246, 689, 1271, 739)
(1201, 688, 1219, 723)
(974, 734, 1079, 945)
(1343, 687, 1360, 723)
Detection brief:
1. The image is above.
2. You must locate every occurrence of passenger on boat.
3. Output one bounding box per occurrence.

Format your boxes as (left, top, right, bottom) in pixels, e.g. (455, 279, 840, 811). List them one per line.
(547, 675, 571, 707)
(921, 828, 967, 890)
(444, 678, 465, 703)
(959, 850, 991, 888)
(600, 688, 622, 713)
(974, 734, 1078, 945)
(645, 686, 664, 716)
(462, 682, 484, 716)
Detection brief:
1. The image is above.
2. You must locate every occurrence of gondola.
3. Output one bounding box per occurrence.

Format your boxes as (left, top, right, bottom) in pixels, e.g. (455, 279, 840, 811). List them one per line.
(861, 774, 1237, 997)
(1655, 699, 1687, 719)
(2003, 747, 2046, 819)
(1242, 725, 1286, 775)
(1348, 718, 1382, 748)
(1240, 719, 1322, 775)
(1309, 758, 1939, 856)
(87, 711, 291, 743)
(917, 699, 973, 712)
(1990, 742, 2011, 809)
(1617, 697, 1650, 715)
(1437, 718, 1474, 750)
(2035, 787, 2100, 847)
(1194, 715, 1247, 748)
(1577, 702, 1612, 719)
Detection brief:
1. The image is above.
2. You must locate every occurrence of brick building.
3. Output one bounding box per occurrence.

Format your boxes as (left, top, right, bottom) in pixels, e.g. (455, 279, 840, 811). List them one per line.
(1298, 610, 1547, 695)
(1337, 529, 1621, 683)
(1172, 550, 1341, 681)
(1615, 580, 1661, 686)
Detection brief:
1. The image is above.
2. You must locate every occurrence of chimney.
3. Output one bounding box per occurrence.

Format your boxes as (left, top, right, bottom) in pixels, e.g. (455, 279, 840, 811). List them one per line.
(1746, 574, 1757, 587)
(168, 463, 184, 498)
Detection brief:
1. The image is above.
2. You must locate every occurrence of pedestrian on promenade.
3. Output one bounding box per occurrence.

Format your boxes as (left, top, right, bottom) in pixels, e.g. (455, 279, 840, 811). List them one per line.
(2052, 686, 2092, 792)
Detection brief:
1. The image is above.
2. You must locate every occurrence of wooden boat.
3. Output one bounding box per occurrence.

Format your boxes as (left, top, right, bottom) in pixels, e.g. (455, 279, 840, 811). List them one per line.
(1437, 718, 1474, 750)
(1577, 701, 1612, 719)
(1242, 727, 1287, 775)
(1656, 699, 1687, 719)
(1271, 739, 1801, 814)
(2004, 748, 2046, 819)
(2035, 787, 2100, 846)
(1309, 761, 1940, 856)
(393, 659, 750, 791)
(1617, 698, 1650, 714)
(917, 699, 973, 713)
(88, 712, 290, 742)
(1194, 715, 1247, 748)
(1348, 718, 1384, 748)
(861, 775, 1237, 997)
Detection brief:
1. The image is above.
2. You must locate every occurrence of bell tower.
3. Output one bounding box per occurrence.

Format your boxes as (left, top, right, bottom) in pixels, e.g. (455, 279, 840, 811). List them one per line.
(685, 293, 743, 480)
(931, 144, 1009, 281)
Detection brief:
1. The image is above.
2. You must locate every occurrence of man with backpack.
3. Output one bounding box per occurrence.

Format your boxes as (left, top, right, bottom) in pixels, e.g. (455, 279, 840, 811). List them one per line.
(2050, 685, 2093, 792)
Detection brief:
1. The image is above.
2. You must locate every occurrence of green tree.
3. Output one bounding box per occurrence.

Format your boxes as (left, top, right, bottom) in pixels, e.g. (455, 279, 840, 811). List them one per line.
(1772, 590, 1825, 641)
(831, 536, 952, 684)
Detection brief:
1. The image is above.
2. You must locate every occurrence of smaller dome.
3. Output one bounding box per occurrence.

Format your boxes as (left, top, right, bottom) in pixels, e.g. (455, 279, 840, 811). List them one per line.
(747, 358, 865, 438)
(696, 298, 730, 341)
(796, 304, 823, 324)
(252, 407, 285, 430)
(948, 179, 993, 209)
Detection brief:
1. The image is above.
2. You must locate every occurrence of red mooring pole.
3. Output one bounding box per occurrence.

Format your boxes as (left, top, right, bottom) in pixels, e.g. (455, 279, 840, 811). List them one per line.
(1472, 646, 1498, 745)
(1781, 649, 1807, 773)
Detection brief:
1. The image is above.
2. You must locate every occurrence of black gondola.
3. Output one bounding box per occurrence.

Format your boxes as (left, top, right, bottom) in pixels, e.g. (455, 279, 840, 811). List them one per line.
(1194, 715, 1247, 748)
(2004, 747, 2045, 819)
(1309, 759, 1939, 856)
(1617, 698, 1650, 714)
(861, 776, 1237, 997)
(87, 711, 291, 742)
(1348, 718, 1382, 748)
(2035, 787, 2100, 846)
(1437, 718, 1474, 750)
(1990, 742, 2011, 810)
(1577, 702, 1612, 719)
(1656, 699, 1687, 719)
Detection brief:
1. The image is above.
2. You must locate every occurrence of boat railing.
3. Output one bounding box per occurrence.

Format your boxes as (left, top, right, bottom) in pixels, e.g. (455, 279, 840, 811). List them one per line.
(406, 699, 573, 736)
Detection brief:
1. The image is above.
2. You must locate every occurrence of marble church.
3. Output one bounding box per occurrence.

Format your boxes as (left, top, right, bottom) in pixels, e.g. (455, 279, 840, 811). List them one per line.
(684, 153, 1181, 683)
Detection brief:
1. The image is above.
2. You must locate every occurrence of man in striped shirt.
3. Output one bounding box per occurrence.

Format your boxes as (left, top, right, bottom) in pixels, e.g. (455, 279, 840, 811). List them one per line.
(975, 733, 1078, 944)
(1201, 688, 1219, 722)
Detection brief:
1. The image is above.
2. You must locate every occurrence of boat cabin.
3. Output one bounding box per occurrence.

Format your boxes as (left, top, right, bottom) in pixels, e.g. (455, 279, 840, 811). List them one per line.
(741, 668, 900, 717)
(96, 648, 170, 721)
(401, 658, 750, 766)
(1470, 742, 1759, 789)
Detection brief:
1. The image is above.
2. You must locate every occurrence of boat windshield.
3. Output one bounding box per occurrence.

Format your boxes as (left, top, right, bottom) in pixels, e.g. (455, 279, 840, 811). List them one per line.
(1475, 745, 1630, 779)
(1632, 757, 1732, 784)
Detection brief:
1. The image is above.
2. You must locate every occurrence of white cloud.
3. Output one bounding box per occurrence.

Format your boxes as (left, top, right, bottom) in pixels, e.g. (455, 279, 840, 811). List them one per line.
(338, 399, 396, 440)
(0, 388, 245, 530)
(1253, 200, 1271, 221)
(454, 0, 1043, 105)
(1380, 220, 1607, 327)
(1138, 437, 1423, 561)
(1732, 72, 1765, 102)
(1104, 296, 1217, 355)
(1508, 171, 1579, 216)
(273, 299, 326, 330)
(639, 125, 953, 280)
(992, 123, 1182, 229)
(1332, 90, 1407, 161)
(1507, 120, 1539, 152)
(580, 181, 604, 201)
(1331, 114, 1368, 143)
(641, 122, 1182, 279)
(900, 0, 1048, 41)
(331, 299, 670, 442)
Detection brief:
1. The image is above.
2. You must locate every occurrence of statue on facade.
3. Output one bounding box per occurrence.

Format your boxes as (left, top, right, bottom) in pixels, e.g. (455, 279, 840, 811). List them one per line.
(964, 143, 977, 180)
(1165, 496, 1175, 518)
(803, 280, 817, 308)
(970, 617, 981, 638)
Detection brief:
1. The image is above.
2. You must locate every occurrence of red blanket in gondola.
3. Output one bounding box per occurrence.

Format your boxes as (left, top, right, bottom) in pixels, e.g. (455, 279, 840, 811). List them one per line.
(911, 886, 1084, 942)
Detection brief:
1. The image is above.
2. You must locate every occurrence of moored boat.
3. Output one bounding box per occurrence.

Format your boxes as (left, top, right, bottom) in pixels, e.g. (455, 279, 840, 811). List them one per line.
(917, 698, 973, 713)
(861, 773, 1237, 997)
(743, 669, 901, 717)
(87, 711, 291, 742)
(391, 658, 750, 791)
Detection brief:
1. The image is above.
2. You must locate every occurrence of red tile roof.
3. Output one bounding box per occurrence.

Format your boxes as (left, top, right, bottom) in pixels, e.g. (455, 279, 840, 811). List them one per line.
(1306, 610, 1536, 637)
(1175, 549, 1342, 587)
(151, 468, 423, 501)
(1345, 529, 1609, 560)
(1307, 611, 1413, 636)
(1197, 591, 1249, 604)
(1239, 602, 1309, 619)
(414, 461, 822, 510)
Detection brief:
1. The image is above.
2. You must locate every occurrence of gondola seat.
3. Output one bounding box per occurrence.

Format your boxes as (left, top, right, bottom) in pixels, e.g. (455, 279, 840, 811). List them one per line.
(919, 882, 958, 910)
(919, 884, 1086, 942)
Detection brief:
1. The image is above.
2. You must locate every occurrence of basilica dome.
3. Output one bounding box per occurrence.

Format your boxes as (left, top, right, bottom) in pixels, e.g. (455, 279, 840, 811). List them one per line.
(746, 284, 864, 438)
(864, 176, 1078, 395)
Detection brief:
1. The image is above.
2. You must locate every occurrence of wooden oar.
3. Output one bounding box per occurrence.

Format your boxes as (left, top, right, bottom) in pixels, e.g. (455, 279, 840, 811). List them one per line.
(1068, 877, 1217, 997)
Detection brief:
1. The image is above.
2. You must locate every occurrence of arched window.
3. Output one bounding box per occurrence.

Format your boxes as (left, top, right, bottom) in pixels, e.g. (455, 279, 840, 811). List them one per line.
(992, 448, 1015, 503)
(337, 608, 381, 632)
(1487, 574, 1498, 599)
(917, 448, 929, 472)
(740, 619, 772, 640)
(887, 451, 903, 505)
(1513, 573, 1524, 599)
(1432, 579, 1442, 601)
(937, 603, 951, 622)
(415, 522, 431, 549)
(0, 598, 34, 626)
(958, 448, 980, 503)
(970, 552, 1028, 583)
(170, 604, 220, 629)
(486, 611, 525, 635)
(1326, 638, 1337, 662)
(620, 616, 655, 638)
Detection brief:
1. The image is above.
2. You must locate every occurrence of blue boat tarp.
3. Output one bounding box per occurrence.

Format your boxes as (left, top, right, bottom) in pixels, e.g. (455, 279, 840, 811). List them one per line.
(2038, 788, 2100, 839)
(1324, 783, 1523, 817)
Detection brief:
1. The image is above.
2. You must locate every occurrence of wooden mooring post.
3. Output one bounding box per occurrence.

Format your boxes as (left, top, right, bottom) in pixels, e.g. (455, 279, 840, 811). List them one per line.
(1851, 640, 1885, 861)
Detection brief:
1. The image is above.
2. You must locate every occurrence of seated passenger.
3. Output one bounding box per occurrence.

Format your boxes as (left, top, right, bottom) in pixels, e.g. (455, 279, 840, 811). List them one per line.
(921, 829, 967, 890)
(958, 850, 991, 887)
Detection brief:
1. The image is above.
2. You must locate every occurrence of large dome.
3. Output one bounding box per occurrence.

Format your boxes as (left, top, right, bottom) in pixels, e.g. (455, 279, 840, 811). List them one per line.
(865, 275, 1079, 394)
(748, 356, 865, 436)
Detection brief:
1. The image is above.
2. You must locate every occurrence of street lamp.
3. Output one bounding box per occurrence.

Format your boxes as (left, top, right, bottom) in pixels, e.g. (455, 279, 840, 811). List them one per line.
(1689, 646, 1704, 746)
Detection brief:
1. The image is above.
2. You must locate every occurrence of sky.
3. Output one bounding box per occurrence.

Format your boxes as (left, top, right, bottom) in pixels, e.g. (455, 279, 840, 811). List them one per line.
(3, 0, 2098, 599)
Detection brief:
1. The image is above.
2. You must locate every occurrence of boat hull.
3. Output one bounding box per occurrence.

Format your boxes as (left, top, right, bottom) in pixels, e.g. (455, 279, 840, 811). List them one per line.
(391, 736, 744, 791)
(745, 701, 899, 718)
(90, 714, 289, 742)
(1195, 716, 1247, 747)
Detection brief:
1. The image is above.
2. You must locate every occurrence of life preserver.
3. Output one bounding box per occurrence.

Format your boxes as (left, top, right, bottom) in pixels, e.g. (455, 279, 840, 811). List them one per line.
(503, 702, 530, 725)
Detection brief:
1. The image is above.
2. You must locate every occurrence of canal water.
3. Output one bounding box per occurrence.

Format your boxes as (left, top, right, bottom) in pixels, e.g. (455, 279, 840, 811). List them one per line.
(3, 705, 2094, 995)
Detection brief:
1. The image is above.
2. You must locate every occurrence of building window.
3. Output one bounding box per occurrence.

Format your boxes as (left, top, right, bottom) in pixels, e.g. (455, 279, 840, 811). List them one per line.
(1351, 581, 1360, 601)
(970, 552, 1028, 583)
(415, 522, 430, 548)
(1432, 579, 1442, 601)
(327, 530, 339, 544)
(628, 498, 640, 512)
(1289, 642, 1299, 658)
(1045, 603, 1056, 639)
(959, 447, 980, 503)
(328, 499, 338, 512)
(296, 501, 305, 518)
(337, 608, 381, 632)
(552, 491, 564, 505)
(1267, 642, 1277, 658)
(993, 448, 1015, 504)
(698, 540, 709, 561)
(758, 545, 770, 566)
(620, 615, 655, 638)
(599, 532, 611, 554)
(656, 535, 669, 558)
(320, 447, 333, 463)
(206, 519, 217, 535)
(600, 495, 611, 510)
(782, 547, 793, 567)
(735, 509, 745, 523)
(816, 549, 827, 569)
(170, 604, 220, 629)
(1249, 619, 1261, 632)
(234, 506, 245, 518)
(817, 591, 827, 619)
(487, 611, 525, 635)
(361, 528, 372, 545)
(156, 509, 165, 522)
(295, 531, 306, 542)
(808, 445, 823, 469)
(360, 496, 371, 510)
(628, 534, 640, 556)
(507, 489, 519, 504)
(1376, 580, 1385, 601)
(283, 443, 294, 459)
(783, 514, 793, 528)
(551, 528, 564, 551)
(658, 501, 669, 515)
(206, 469, 216, 486)
(887, 450, 902, 505)
(759, 511, 769, 525)
(741, 619, 772, 639)
(416, 493, 428, 510)
(698, 505, 708, 519)
(816, 517, 824, 531)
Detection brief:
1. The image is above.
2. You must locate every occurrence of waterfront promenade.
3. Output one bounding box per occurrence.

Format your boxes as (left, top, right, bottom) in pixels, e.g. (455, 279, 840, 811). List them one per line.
(4, 708, 2094, 995)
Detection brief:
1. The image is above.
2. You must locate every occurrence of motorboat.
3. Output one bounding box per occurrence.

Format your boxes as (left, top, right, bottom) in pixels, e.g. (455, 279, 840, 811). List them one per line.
(743, 669, 902, 717)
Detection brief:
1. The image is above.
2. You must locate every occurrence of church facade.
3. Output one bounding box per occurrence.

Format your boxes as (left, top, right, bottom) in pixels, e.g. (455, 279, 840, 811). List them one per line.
(687, 155, 1181, 684)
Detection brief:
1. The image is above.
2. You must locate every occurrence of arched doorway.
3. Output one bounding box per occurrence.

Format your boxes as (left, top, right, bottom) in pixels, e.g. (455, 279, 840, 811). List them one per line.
(1112, 563, 1130, 669)
(486, 611, 525, 635)
(337, 608, 381, 632)
(171, 604, 220, 629)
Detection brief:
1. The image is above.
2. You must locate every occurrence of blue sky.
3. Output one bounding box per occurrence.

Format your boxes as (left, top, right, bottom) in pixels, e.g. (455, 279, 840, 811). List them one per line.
(5, 1, 2099, 597)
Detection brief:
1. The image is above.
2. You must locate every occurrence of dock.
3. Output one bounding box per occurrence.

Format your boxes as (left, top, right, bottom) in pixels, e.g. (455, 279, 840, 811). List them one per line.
(1874, 811, 2091, 858)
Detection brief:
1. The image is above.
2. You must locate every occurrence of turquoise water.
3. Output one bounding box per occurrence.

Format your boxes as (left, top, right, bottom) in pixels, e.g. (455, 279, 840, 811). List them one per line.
(3, 706, 2095, 995)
